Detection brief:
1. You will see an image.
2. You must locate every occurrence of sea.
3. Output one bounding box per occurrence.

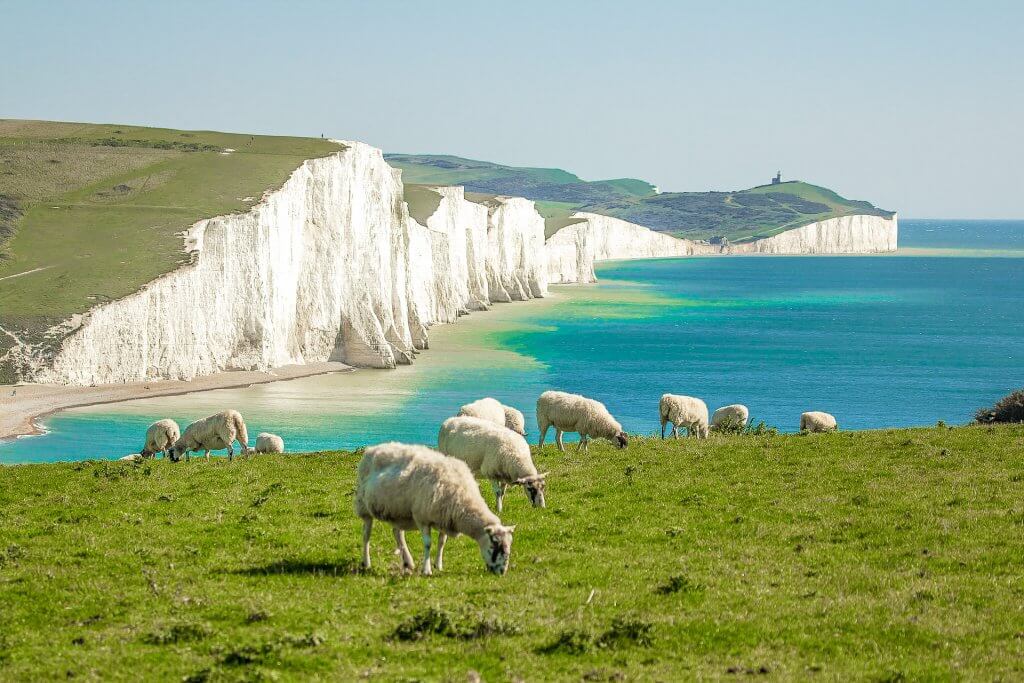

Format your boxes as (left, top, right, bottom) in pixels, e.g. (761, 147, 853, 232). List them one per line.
(2, 219, 1022, 463)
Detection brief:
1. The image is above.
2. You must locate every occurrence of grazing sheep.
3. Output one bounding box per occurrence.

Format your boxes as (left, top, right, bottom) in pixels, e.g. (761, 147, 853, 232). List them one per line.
(711, 404, 750, 432)
(659, 394, 709, 439)
(139, 419, 180, 459)
(254, 432, 285, 454)
(168, 410, 251, 462)
(801, 411, 838, 433)
(355, 442, 516, 576)
(458, 397, 526, 435)
(537, 390, 628, 453)
(438, 416, 547, 512)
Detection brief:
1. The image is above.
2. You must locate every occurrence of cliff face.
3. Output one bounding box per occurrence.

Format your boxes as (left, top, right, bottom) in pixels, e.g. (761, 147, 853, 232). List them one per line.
(22, 140, 898, 386)
(730, 214, 898, 255)
(33, 144, 549, 385)
(546, 212, 719, 284)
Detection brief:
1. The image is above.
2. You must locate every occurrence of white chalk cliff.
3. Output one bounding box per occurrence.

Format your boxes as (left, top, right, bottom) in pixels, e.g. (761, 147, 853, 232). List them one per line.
(21, 141, 897, 386)
(729, 214, 898, 255)
(546, 212, 718, 284)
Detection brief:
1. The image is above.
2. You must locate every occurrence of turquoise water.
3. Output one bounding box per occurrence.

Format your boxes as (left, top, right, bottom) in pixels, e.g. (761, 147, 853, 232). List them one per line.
(3, 219, 1023, 463)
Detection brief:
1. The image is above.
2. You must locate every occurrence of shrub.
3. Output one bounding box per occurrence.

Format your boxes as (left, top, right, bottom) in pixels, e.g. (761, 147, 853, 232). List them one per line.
(975, 389, 1024, 424)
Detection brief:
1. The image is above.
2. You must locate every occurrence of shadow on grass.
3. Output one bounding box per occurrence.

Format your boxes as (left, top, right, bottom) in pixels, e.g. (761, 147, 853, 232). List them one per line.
(231, 557, 368, 577)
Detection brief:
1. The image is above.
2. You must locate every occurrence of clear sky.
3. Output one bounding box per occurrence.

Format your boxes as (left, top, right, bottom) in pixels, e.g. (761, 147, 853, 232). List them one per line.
(3, 0, 1022, 218)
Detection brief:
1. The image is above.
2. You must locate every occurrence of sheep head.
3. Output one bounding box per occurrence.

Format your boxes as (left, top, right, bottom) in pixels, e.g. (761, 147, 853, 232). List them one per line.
(614, 431, 629, 449)
(514, 472, 548, 508)
(478, 524, 515, 575)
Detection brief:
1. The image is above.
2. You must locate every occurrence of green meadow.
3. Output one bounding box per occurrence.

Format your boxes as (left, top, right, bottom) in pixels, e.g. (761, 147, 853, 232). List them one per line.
(1, 426, 1021, 681)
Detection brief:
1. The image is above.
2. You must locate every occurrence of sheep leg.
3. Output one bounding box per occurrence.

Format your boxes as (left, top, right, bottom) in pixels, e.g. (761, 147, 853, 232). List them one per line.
(580, 434, 589, 453)
(538, 424, 549, 449)
(661, 420, 666, 439)
(492, 480, 505, 513)
(361, 518, 373, 569)
(436, 532, 447, 571)
(556, 429, 565, 452)
(204, 450, 211, 461)
(393, 527, 415, 572)
(419, 527, 433, 576)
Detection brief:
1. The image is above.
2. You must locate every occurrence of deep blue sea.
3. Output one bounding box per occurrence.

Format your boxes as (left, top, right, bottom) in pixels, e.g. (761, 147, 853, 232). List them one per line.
(3, 219, 1022, 463)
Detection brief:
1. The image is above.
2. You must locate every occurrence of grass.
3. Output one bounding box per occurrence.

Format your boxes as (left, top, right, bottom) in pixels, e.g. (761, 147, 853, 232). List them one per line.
(1, 425, 1022, 680)
(0, 120, 338, 380)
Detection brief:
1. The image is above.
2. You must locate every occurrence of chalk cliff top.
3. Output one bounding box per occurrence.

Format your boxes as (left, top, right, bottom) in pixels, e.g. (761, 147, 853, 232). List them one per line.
(0, 119, 339, 380)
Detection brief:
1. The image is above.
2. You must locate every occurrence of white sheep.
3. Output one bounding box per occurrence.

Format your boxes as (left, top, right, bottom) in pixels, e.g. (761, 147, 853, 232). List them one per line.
(659, 394, 709, 439)
(458, 397, 527, 435)
(711, 404, 750, 432)
(355, 442, 515, 576)
(139, 418, 180, 459)
(254, 432, 285, 454)
(438, 415, 547, 512)
(502, 405, 527, 436)
(537, 390, 628, 452)
(168, 409, 251, 462)
(801, 411, 838, 433)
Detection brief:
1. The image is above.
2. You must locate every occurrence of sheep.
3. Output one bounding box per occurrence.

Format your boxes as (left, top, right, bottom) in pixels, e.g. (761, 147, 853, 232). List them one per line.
(711, 404, 750, 432)
(354, 442, 516, 576)
(801, 411, 838, 433)
(254, 432, 285, 454)
(659, 394, 709, 439)
(139, 418, 180, 459)
(502, 405, 527, 437)
(458, 397, 526, 435)
(438, 415, 547, 513)
(168, 409, 251, 462)
(536, 390, 628, 453)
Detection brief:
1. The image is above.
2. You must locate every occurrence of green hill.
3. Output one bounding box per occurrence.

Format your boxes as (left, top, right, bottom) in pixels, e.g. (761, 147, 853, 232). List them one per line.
(0, 120, 337, 381)
(0, 425, 1020, 679)
(589, 181, 895, 242)
(385, 154, 894, 242)
(384, 154, 657, 236)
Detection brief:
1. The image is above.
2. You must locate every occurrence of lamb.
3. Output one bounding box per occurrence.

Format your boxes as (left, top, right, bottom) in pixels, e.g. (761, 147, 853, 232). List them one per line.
(711, 404, 750, 432)
(254, 432, 285, 454)
(801, 411, 838, 433)
(659, 394, 709, 439)
(354, 442, 516, 576)
(168, 409, 251, 462)
(438, 416, 547, 512)
(536, 390, 628, 452)
(139, 418, 180, 459)
(458, 397, 527, 435)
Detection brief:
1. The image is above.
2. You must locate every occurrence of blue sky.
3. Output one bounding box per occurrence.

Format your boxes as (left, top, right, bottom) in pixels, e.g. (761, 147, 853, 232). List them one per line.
(2, 0, 1021, 217)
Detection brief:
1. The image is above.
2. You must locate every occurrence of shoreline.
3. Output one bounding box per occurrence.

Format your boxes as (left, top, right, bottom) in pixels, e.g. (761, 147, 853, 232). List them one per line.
(0, 362, 352, 442)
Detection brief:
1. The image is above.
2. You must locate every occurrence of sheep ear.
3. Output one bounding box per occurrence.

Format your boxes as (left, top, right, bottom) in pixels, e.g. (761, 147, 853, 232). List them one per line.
(505, 525, 516, 534)
(537, 471, 549, 479)
(513, 477, 529, 486)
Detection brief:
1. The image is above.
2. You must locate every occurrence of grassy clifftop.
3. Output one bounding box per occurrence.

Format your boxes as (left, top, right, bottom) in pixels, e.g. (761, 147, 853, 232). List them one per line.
(386, 153, 894, 242)
(0, 426, 1020, 680)
(0, 120, 337, 381)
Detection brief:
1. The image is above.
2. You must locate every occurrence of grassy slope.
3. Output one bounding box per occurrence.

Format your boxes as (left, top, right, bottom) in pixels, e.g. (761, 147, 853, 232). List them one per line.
(385, 154, 893, 243)
(0, 120, 337, 375)
(1, 426, 1021, 680)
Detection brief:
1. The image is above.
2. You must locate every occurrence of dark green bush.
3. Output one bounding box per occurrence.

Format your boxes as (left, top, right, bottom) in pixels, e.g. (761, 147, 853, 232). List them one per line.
(975, 389, 1024, 424)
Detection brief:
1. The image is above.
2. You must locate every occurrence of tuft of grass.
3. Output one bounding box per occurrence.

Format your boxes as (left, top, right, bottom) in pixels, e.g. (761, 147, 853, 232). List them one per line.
(142, 622, 211, 646)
